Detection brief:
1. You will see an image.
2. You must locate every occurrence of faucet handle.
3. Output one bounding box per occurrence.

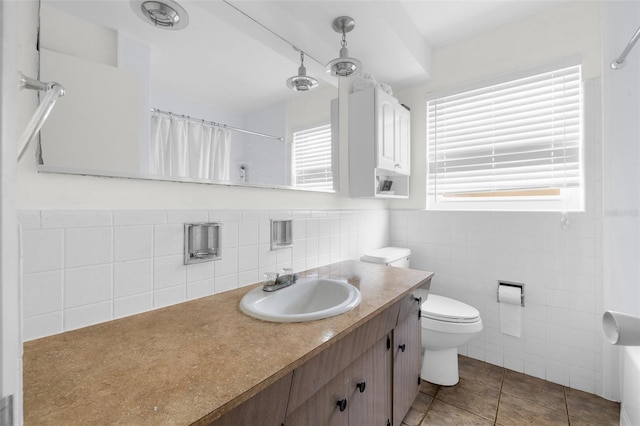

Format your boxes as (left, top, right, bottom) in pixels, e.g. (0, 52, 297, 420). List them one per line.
(264, 272, 278, 284)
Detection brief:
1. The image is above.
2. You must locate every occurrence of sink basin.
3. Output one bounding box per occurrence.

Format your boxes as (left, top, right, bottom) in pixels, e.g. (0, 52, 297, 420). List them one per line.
(240, 277, 361, 322)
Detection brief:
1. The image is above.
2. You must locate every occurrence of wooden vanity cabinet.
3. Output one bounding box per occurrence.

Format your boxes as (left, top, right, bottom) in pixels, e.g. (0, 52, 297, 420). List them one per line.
(286, 293, 421, 426)
(210, 293, 422, 426)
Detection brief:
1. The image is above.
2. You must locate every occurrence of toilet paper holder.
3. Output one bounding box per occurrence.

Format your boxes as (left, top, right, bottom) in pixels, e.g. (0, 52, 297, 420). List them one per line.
(497, 281, 525, 307)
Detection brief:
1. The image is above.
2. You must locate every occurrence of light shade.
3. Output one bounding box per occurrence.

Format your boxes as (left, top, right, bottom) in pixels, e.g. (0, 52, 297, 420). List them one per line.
(326, 46, 361, 77)
(287, 52, 318, 92)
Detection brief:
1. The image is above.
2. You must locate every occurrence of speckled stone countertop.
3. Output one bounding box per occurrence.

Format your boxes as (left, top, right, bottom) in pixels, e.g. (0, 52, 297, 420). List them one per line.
(23, 260, 433, 425)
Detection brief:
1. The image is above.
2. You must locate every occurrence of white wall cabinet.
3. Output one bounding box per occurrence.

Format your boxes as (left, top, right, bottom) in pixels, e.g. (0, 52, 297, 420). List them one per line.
(349, 87, 411, 198)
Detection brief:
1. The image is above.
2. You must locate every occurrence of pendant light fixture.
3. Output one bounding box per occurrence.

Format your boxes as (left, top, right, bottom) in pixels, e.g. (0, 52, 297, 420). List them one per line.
(286, 51, 319, 92)
(326, 16, 361, 77)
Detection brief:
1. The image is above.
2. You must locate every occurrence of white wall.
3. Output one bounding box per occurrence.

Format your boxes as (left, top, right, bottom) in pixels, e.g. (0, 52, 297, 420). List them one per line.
(602, 0, 640, 422)
(392, 1, 602, 211)
(241, 100, 288, 186)
(2, 0, 23, 423)
(389, 1, 607, 397)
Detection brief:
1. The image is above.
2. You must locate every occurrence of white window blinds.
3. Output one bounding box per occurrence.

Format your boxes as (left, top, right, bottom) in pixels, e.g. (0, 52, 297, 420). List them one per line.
(427, 64, 582, 206)
(292, 124, 333, 190)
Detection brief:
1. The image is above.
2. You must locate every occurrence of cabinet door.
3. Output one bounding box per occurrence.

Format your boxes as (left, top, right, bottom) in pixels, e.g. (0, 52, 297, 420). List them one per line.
(286, 371, 349, 426)
(347, 337, 391, 426)
(392, 297, 421, 426)
(395, 106, 411, 175)
(376, 93, 398, 171)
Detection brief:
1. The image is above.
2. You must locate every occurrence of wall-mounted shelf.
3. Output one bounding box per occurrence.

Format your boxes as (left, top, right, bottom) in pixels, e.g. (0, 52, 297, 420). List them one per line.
(184, 223, 221, 264)
(271, 219, 293, 250)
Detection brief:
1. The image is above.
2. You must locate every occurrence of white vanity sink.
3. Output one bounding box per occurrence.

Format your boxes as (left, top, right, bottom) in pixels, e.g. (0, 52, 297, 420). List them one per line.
(240, 277, 361, 322)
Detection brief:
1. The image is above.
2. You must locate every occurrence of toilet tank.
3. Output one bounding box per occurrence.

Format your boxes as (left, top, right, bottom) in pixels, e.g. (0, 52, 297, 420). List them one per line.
(361, 247, 411, 268)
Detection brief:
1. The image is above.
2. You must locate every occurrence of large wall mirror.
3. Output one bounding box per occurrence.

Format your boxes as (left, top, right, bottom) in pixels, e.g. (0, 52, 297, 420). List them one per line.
(37, 1, 340, 192)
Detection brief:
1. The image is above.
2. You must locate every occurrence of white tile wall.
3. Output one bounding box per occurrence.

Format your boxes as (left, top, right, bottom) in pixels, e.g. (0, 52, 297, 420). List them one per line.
(390, 209, 603, 395)
(19, 209, 388, 341)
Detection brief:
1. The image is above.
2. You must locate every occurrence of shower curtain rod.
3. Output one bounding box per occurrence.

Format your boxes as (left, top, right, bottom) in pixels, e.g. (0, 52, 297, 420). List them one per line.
(611, 25, 640, 69)
(151, 108, 284, 141)
(17, 72, 65, 161)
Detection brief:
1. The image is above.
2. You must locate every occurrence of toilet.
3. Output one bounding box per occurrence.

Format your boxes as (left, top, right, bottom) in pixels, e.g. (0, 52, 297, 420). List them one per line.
(420, 294, 483, 385)
(361, 247, 483, 386)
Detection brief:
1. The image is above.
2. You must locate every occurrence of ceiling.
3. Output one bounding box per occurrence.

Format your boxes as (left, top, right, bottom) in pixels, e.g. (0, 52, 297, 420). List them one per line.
(42, 0, 567, 113)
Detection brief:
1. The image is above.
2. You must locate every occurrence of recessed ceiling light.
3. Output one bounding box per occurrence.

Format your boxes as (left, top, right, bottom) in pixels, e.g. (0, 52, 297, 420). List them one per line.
(130, 0, 189, 30)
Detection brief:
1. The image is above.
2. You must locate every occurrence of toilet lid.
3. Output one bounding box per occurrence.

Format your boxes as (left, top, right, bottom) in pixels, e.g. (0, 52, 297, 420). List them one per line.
(421, 294, 480, 323)
(361, 247, 411, 264)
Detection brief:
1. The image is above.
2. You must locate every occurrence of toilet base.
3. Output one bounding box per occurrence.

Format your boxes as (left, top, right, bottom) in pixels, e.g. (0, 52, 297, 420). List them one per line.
(421, 347, 460, 386)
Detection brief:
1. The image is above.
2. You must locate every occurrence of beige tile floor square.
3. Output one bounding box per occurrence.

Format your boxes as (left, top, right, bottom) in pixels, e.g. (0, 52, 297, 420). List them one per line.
(402, 356, 620, 426)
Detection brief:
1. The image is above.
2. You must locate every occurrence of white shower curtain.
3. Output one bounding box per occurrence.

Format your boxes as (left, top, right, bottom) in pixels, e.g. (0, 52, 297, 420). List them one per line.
(150, 113, 231, 181)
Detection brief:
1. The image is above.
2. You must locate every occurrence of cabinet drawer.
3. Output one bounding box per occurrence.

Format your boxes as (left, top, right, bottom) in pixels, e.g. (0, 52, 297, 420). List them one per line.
(286, 370, 350, 426)
(286, 336, 391, 426)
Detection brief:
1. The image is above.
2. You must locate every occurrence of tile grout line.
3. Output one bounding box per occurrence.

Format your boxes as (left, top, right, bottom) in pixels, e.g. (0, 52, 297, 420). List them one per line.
(493, 367, 506, 425)
(563, 386, 570, 425)
(420, 386, 437, 424)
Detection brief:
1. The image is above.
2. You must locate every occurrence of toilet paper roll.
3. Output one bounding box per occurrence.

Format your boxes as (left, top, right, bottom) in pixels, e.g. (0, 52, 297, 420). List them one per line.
(499, 285, 522, 338)
(603, 310, 640, 346)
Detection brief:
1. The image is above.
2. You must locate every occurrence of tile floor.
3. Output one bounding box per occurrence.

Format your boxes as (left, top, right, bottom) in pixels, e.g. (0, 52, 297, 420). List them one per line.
(402, 356, 620, 426)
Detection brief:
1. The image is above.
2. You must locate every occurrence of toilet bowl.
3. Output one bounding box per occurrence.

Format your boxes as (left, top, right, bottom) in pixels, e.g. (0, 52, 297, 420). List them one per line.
(420, 294, 483, 385)
(361, 247, 483, 386)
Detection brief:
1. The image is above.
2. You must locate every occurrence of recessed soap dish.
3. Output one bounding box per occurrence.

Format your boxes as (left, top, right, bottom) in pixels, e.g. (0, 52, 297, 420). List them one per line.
(271, 219, 293, 250)
(184, 223, 221, 264)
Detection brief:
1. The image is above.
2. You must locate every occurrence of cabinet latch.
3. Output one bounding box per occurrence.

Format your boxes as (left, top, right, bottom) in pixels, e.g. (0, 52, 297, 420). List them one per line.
(414, 295, 422, 319)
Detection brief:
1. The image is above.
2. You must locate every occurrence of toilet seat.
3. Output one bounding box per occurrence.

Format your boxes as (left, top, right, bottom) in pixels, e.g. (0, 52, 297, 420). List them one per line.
(421, 294, 480, 324)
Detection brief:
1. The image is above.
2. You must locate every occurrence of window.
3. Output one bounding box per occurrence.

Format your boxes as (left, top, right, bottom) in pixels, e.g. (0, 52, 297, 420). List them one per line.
(427, 64, 583, 211)
(292, 124, 333, 191)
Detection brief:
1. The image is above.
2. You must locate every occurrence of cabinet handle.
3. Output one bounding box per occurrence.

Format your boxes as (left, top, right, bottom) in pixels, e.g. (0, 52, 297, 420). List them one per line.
(356, 381, 366, 393)
(395, 163, 401, 168)
(336, 398, 348, 412)
(414, 296, 422, 319)
(399, 343, 406, 352)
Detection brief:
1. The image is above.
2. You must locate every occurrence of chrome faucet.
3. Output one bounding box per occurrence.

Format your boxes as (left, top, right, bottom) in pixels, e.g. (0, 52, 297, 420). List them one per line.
(263, 269, 298, 292)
